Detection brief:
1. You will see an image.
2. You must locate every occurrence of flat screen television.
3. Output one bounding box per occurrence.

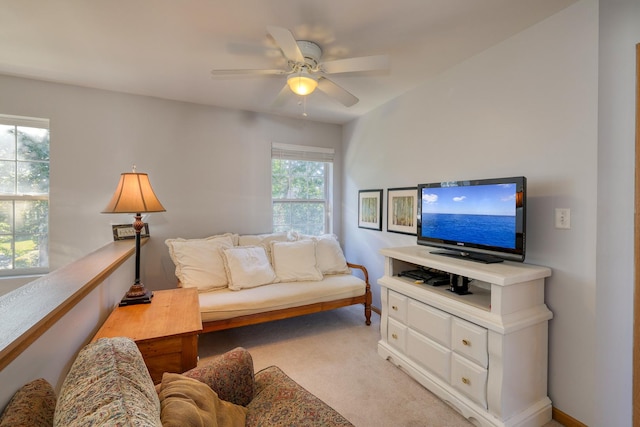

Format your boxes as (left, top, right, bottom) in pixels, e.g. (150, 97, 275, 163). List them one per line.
(417, 176, 526, 263)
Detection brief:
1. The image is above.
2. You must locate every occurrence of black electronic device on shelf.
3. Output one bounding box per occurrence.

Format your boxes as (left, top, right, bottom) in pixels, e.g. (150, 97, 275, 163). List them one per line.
(449, 274, 472, 295)
(398, 268, 449, 286)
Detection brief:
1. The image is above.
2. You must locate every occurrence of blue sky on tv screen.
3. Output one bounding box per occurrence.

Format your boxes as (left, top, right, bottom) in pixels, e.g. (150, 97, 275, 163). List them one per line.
(421, 183, 516, 216)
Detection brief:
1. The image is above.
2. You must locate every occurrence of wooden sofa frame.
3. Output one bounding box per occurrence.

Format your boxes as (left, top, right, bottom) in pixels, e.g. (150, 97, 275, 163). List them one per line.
(200, 262, 372, 334)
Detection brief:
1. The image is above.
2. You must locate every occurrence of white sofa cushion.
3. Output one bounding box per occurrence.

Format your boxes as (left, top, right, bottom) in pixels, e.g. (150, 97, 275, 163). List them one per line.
(313, 234, 351, 275)
(165, 234, 234, 292)
(222, 246, 277, 290)
(199, 274, 366, 322)
(270, 240, 323, 282)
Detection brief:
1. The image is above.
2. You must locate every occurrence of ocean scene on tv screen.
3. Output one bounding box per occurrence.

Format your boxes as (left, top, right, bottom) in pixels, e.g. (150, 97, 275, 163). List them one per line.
(421, 183, 517, 249)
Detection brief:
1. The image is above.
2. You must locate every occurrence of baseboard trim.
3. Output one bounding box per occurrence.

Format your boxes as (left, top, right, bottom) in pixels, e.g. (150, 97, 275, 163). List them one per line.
(372, 305, 381, 315)
(552, 407, 587, 427)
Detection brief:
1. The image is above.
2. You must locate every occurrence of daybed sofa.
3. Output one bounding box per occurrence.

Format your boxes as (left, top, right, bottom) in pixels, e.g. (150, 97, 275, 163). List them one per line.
(0, 337, 353, 426)
(165, 232, 372, 333)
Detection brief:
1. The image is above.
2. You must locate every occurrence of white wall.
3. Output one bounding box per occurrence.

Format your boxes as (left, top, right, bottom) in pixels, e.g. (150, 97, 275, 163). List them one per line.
(596, 0, 640, 426)
(0, 76, 342, 290)
(342, 1, 600, 424)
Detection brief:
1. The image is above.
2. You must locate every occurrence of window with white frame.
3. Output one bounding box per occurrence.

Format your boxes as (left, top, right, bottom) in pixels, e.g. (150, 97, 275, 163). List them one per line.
(271, 142, 334, 236)
(0, 115, 50, 276)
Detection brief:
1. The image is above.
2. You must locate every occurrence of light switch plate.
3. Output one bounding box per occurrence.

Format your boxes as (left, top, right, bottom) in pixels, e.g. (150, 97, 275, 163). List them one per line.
(555, 208, 570, 229)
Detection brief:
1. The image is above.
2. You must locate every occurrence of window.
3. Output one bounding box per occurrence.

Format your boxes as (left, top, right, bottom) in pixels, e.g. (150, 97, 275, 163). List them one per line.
(271, 142, 334, 236)
(0, 115, 50, 276)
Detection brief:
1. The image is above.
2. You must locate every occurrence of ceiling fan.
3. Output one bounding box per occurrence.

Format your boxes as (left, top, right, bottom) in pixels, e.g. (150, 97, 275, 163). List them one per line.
(210, 26, 390, 108)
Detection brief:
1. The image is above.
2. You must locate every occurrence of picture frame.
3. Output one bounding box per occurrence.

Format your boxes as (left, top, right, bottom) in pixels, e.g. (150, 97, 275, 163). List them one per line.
(387, 187, 418, 235)
(358, 189, 383, 231)
(112, 223, 150, 241)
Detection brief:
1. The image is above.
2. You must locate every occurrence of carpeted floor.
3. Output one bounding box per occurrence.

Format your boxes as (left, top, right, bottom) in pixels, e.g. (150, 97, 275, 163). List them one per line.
(198, 305, 562, 427)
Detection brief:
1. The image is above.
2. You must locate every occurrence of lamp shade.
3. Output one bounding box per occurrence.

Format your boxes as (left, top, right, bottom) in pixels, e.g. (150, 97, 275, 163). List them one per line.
(287, 70, 318, 96)
(102, 173, 166, 214)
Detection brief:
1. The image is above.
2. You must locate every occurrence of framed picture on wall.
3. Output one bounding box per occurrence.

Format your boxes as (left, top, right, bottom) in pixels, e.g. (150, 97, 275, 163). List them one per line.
(387, 187, 418, 235)
(358, 189, 383, 230)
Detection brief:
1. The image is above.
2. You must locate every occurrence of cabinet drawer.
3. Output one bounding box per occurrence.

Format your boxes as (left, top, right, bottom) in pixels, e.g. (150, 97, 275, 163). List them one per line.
(452, 353, 488, 408)
(452, 318, 488, 368)
(387, 318, 407, 352)
(407, 330, 451, 381)
(388, 290, 408, 323)
(408, 300, 451, 347)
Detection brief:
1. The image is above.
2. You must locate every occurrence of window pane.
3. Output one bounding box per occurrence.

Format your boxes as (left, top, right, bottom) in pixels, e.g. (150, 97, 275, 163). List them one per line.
(271, 157, 330, 236)
(290, 176, 306, 198)
(0, 201, 13, 234)
(0, 235, 13, 270)
(289, 160, 308, 174)
(272, 159, 288, 174)
(308, 162, 325, 177)
(15, 200, 48, 234)
(14, 234, 47, 268)
(272, 202, 291, 227)
(17, 126, 50, 161)
(307, 176, 324, 199)
(272, 175, 289, 199)
(17, 161, 49, 194)
(0, 160, 16, 194)
(0, 116, 49, 275)
(14, 200, 48, 269)
(290, 203, 324, 235)
(0, 125, 15, 160)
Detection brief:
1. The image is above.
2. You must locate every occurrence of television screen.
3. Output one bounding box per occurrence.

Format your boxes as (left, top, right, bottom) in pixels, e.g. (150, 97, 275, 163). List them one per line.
(417, 176, 526, 263)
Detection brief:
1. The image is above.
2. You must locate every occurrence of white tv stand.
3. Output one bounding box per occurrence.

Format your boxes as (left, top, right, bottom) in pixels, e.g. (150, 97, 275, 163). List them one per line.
(377, 246, 552, 427)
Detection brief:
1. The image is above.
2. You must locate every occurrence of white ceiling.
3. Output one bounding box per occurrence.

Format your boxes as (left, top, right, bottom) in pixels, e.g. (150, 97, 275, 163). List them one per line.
(0, 0, 577, 124)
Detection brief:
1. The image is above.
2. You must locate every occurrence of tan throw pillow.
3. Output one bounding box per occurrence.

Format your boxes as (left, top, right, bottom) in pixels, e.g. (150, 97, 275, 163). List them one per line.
(166, 235, 234, 291)
(0, 378, 56, 427)
(314, 234, 351, 275)
(270, 239, 323, 282)
(158, 373, 247, 427)
(222, 246, 277, 290)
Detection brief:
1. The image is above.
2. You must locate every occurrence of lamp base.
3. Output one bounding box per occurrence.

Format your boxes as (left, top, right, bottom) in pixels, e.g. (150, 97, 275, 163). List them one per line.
(119, 289, 153, 306)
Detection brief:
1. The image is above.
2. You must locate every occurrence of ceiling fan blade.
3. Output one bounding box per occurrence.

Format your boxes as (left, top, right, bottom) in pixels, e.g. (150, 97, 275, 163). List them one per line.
(317, 77, 359, 107)
(271, 83, 292, 108)
(267, 26, 304, 63)
(211, 68, 288, 77)
(320, 55, 390, 74)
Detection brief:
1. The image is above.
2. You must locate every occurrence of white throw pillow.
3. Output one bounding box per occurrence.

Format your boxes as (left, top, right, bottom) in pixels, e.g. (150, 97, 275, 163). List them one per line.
(165, 235, 233, 292)
(314, 234, 351, 275)
(237, 232, 291, 247)
(237, 232, 294, 262)
(222, 246, 277, 290)
(271, 239, 323, 282)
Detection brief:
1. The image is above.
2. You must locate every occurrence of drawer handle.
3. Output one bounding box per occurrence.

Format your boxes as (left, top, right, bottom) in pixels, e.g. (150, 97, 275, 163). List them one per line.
(462, 339, 471, 346)
(392, 305, 398, 311)
(461, 377, 471, 385)
(392, 333, 398, 340)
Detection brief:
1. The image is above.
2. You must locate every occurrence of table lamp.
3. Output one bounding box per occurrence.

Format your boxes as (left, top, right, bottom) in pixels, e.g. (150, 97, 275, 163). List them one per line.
(102, 168, 165, 306)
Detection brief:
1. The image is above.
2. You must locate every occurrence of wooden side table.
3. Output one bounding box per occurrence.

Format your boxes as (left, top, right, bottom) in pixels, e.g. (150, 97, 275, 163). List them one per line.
(92, 288, 203, 383)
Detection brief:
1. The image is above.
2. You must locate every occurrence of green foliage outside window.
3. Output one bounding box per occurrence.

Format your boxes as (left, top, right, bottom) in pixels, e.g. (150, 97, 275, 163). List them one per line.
(0, 123, 49, 272)
(272, 159, 329, 236)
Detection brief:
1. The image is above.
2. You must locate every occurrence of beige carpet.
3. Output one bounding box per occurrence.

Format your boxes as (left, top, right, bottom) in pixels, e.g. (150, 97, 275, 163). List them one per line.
(198, 305, 562, 427)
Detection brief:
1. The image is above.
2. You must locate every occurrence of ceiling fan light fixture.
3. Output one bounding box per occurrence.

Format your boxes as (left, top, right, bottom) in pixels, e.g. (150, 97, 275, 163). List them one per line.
(287, 71, 318, 96)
